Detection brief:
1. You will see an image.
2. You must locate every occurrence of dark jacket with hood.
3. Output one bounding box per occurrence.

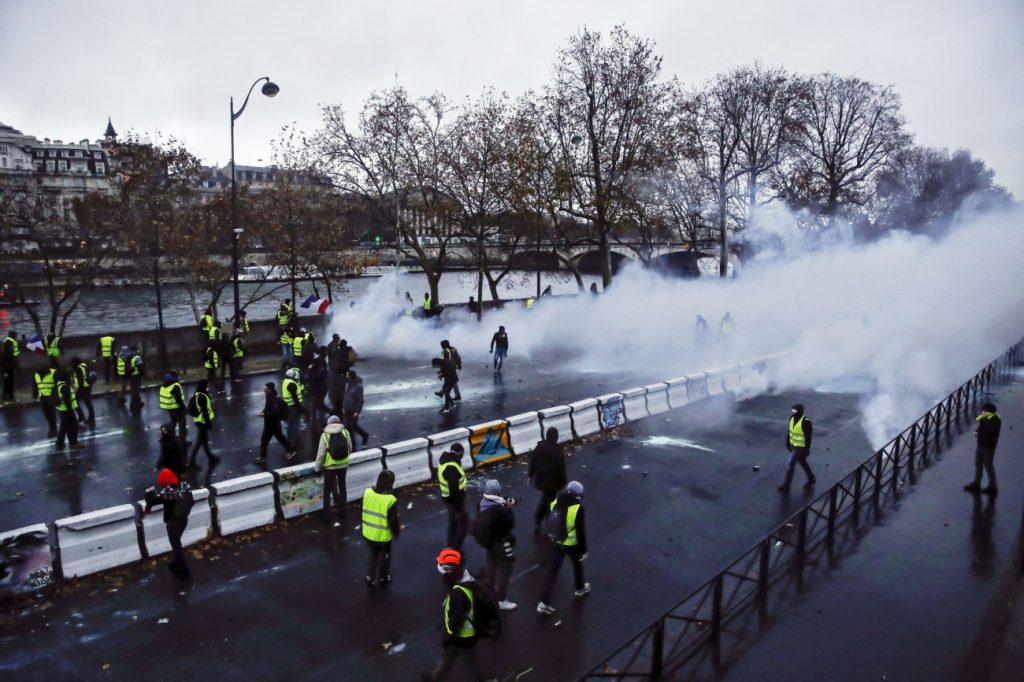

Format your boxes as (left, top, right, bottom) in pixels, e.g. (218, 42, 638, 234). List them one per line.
(529, 428, 567, 494)
(344, 375, 364, 413)
(552, 489, 587, 554)
(976, 410, 1002, 450)
(157, 431, 186, 474)
(438, 450, 466, 508)
(145, 481, 193, 523)
(474, 495, 516, 549)
(436, 357, 458, 384)
(262, 387, 286, 424)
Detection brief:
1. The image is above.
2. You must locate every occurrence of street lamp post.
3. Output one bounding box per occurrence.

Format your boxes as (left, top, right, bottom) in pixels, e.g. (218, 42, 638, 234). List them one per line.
(230, 76, 279, 324)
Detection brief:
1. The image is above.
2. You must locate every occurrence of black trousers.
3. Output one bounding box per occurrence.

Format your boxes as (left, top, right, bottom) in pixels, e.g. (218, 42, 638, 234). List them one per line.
(365, 540, 391, 581)
(190, 423, 215, 463)
(76, 388, 95, 422)
(539, 542, 585, 604)
(431, 642, 487, 681)
(534, 490, 557, 525)
(259, 421, 293, 458)
(344, 410, 369, 445)
(1, 366, 14, 401)
(782, 447, 815, 487)
(485, 541, 515, 602)
(103, 357, 114, 383)
(40, 400, 56, 434)
(443, 497, 468, 550)
(230, 356, 243, 382)
(167, 408, 187, 441)
(206, 367, 220, 392)
(323, 468, 347, 512)
(166, 518, 189, 573)
(129, 376, 143, 409)
(56, 409, 79, 447)
(972, 446, 997, 488)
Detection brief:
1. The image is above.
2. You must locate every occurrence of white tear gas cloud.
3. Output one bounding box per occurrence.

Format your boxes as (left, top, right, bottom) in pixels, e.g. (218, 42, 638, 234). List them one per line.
(329, 204, 1024, 447)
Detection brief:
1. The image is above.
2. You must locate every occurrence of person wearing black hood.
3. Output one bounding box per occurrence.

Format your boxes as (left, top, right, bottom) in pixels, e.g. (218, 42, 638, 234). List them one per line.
(144, 468, 194, 580)
(432, 356, 458, 414)
(344, 369, 369, 447)
(537, 480, 590, 615)
(778, 403, 815, 491)
(188, 380, 219, 469)
(964, 402, 1002, 495)
(440, 340, 462, 401)
(489, 326, 509, 371)
(528, 427, 568, 526)
(328, 364, 348, 415)
(362, 469, 401, 588)
(256, 382, 296, 464)
(71, 356, 96, 425)
(53, 369, 80, 449)
(157, 423, 187, 475)
(426, 547, 492, 681)
(437, 443, 469, 550)
(307, 349, 330, 436)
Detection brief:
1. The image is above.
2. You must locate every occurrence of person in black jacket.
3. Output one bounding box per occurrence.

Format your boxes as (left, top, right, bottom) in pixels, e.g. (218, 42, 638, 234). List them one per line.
(344, 369, 369, 447)
(437, 443, 469, 550)
(440, 340, 462, 401)
(328, 364, 348, 415)
(432, 357, 458, 414)
(778, 403, 815, 491)
(256, 382, 296, 464)
(362, 469, 401, 589)
(427, 547, 491, 681)
(489, 326, 509, 371)
(144, 468, 193, 580)
(157, 424, 187, 475)
(528, 427, 568, 526)
(965, 401, 1003, 495)
(307, 351, 329, 437)
(473, 479, 518, 610)
(537, 481, 589, 615)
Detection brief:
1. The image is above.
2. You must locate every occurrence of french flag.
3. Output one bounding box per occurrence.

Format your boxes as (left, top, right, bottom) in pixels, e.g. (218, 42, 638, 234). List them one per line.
(26, 334, 45, 353)
(300, 294, 331, 315)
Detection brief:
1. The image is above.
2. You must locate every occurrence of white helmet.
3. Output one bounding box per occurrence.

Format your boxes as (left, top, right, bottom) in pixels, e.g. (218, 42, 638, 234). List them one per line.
(285, 368, 298, 379)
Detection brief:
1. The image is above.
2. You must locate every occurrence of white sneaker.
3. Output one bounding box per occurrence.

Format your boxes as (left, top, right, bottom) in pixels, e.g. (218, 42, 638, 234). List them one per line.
(498, 600, 518, 611)
(574, 583, 591, 597)
(536, 602, 555, 615)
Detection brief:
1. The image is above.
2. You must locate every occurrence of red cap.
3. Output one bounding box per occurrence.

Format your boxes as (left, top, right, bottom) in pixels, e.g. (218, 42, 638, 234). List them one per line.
(436, 547, 462, 566)
(157, 468, 179, 486)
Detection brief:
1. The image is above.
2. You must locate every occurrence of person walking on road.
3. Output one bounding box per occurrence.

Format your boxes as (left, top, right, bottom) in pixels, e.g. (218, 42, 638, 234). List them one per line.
(72, 356, 96, 425)
(256, 382, 296, 464)
(229, 330, 245, 382)
(188, 380, 219, 470)
(33, 361, 57, 436)
(97, 333, 116, 383)
(537, 481, 590, 615)
(362, 469, 400, 589)
(315, 415, 352, 520)
(2, 330, 19, 402)
(159, 372, 188, 444)
(307, 351, 329, 436)
(964, 401, 1002, 495)
(282, 368, 306, 453)
(440, 340, 462, 401)
(438, 443, 469, 550)
(53, 369, 80, 449)
(432, 357, 458, 414)
(778, 403, 815, 491)
(157, 423, 187, 476)
(473, 479, 518, 610)
(426, 547, 493, 682)
(144, 468, 194, 580)
(127, 346, 144, 411)
(328, 364, 348, 415)
(344, 369, 369, 447)
(489, 326, 509, 371)
(203, 342, 221, 394)
(528, 427, 567, 527)
(116, 345, 130, 402)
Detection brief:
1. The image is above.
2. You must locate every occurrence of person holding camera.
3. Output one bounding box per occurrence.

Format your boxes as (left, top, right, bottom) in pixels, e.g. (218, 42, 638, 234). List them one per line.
(472, 479, 518, 611)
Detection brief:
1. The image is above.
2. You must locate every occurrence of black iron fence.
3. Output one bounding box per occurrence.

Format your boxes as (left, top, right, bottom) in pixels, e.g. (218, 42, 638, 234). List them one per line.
(582, 339, 1023, 680)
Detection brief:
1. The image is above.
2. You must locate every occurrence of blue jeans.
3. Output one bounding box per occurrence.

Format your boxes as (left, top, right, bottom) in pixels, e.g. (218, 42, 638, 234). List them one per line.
(493, 348, 507, 369)
(453, 382, 462, 401)
(281, 345, 293, 362)
(782, 447, 814, 487)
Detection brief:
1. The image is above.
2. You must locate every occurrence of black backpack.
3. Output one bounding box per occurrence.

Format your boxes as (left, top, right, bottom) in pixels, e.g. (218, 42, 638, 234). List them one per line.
(469, 581, 502, 639)
(545, 503, 568, 544)
(172, 489, 194, 520)
(186, 393, 200, 417)
(471, 511, 493, 549)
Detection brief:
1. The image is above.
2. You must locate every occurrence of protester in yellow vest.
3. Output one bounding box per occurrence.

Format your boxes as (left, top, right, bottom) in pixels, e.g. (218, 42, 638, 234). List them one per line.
(778, 403, 815, 491)
(537, 480, 590, 616)
(33, 362, 58, 435)
(361, 469, 400, 588)
(315, 415, 352, 520)
(97, 333, 116, 383)
(188, 380, 219, 469)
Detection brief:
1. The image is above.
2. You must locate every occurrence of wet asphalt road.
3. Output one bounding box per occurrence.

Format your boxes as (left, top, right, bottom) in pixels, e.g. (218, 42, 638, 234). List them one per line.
(0, 388, 874, 680)
(1, 350, 690, 531)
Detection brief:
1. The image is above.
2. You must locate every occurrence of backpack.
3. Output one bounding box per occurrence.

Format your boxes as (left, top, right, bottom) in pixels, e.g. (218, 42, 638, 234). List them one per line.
(469, 581, 502, 639)
(186, 393, 200, 417)
(471, 511, 493, 549)
(172, 489, 194, 520)
(545, 503, 568, 544)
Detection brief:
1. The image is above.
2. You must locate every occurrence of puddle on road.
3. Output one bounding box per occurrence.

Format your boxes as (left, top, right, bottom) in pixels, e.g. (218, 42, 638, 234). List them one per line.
(642, 436, 716, 452)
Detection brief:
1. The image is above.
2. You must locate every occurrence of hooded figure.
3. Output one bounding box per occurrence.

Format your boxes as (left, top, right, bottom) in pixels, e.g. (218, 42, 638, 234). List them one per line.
(362, 469, 400, 588)
(144, 468, 193, 579)
(429, 547, 491, 680)
(528, 427, 568, 525)
(157, 423, 186, 475)
(537, 481, 590, 615)
(779, 404, 815, 491)
(256, 382, 295, 464)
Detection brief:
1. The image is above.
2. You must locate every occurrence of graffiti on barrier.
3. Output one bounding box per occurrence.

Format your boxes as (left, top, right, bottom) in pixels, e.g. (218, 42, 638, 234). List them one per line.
(600, 398, 625, 429)
(470, 422, 512, 465)
(278, 471, 324, 519)
(1, 528, 53, 595)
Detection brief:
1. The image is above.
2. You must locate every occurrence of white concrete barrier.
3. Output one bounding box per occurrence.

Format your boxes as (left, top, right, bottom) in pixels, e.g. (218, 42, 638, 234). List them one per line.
(598, 393, 626, 429)
(620, 387, 649, 422)
(506, 411, 543, 456)
(275, 463, 322, 519)
(686, 373, 711, 402)
(738, 362, 771, 394)
(211, 473, 278, 536)
(383, 437, 432, 489)
(666, 377, 690, 410)
(644, 383, 671, 416)
(136, 488, 213, 556)
(428, 428, 473, 471)
(346, 448, 384, 502)
(55, 505, 142, 578)
(569, 398, 601, 438)
(539, 405, 574, 443)
(705, 369, 727, 396)
(0, 523, 54, 592)
(722, 366, 743, 394)
(467, 420, 513, 466)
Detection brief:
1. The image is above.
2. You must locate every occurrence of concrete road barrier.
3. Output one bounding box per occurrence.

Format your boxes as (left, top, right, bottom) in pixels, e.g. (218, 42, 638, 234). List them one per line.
(722, 366, 743, 394)
(428, 428, 473, 472)
(382, 438, 432, 489)
(598, 393, 626, 430)
(644, 383, 671, 416)
(569, 398, 601, 438)
(539, 405, 574, 443)
(136, 488, 213, 556)
(275, 463, 322, 520)
(211, 473, 278, 536)
(55, 505, 142, 578)
(346, 448, 384, 502)
(468, 420, 513, 466)
(0, 523, 53, 593)
(705, 369, 726, 396)
(686, 373, 711, 402)
(506, 411, 542, 456)
(620, 387, 650, 421)
(666, 377, 690, 410)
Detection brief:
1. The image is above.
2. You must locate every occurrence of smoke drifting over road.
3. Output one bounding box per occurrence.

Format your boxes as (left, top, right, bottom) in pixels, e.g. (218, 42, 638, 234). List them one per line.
(331, 205, 1024, 447)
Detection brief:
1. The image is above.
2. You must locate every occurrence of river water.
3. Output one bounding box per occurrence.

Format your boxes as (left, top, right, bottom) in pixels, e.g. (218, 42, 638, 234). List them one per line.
(1, 270, 600, 335)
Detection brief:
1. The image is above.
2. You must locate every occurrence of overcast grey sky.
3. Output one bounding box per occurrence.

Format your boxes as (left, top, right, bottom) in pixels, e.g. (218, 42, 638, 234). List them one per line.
(2, 0, 1022, 194)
